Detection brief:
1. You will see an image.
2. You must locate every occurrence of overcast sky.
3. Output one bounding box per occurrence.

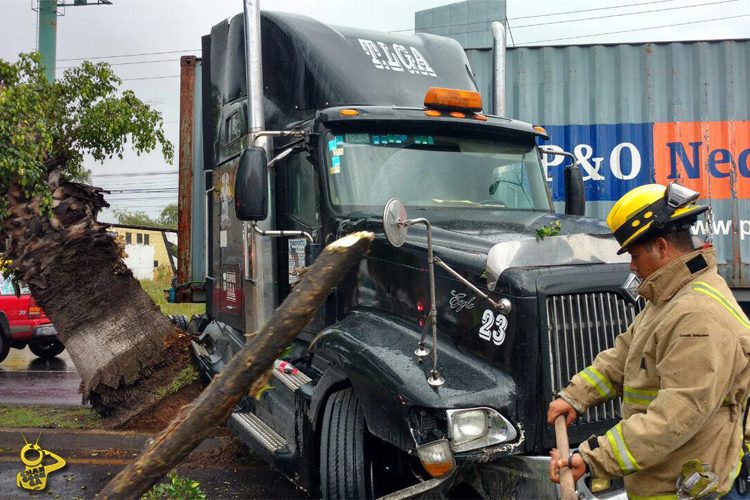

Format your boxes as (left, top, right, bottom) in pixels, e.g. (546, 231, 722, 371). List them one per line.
(1, 0, 748, 221)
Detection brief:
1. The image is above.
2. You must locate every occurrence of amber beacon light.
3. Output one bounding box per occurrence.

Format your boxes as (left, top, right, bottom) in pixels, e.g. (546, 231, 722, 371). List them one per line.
(424, 87, 483, 113)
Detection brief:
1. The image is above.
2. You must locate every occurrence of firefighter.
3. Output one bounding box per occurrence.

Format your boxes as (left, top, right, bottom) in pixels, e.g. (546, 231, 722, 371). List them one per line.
(547, 182, 750, 499)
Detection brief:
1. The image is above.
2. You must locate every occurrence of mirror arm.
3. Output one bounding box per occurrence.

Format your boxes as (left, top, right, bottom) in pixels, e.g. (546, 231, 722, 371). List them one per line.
(249, 129, 305, 147)
(406, 218, 444, 387)
(433, 257, 511, 314)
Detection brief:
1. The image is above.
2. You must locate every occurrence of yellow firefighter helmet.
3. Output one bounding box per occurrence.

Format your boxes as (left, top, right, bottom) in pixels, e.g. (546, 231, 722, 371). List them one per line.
(607, 183, 708, 254)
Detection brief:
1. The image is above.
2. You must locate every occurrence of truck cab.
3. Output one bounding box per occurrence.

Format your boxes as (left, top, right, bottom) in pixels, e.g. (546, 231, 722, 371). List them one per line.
(185, 10, 636, 498)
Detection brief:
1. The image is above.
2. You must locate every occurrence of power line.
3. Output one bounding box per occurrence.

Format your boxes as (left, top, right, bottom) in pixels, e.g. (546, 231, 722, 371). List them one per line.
(108, 205, 174, 209)
(413, 0, 743, 38)
(389, 0, 679, 33)
(121, 75, 180, 82)
(108, 189, 178, 194)
(106, 199, 178, 202)
(520, 12, 750, 45)
(101, 185, 177, 190)
(107, 199, 177, 204)
(512, 0, 738, 29)
(93, 171, 178, 177)
(57, 49, 199, 62)
(58, 58, 181, 70)
(512, 0, 677, 21)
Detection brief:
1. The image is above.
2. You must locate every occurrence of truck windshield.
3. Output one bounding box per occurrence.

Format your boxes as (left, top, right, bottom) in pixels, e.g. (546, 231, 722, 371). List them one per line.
(323, 130, 552, 216)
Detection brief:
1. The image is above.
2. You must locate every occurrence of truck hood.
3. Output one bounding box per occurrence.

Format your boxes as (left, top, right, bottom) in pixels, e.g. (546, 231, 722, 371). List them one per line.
(381, 209, 629, 288)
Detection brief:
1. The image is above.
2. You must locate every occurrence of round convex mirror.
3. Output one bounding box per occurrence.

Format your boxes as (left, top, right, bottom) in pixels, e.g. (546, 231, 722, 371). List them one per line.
(383, 198, 408, 247)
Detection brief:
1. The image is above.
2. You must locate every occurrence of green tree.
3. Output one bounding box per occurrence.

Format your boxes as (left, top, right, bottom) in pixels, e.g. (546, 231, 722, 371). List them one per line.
(112, 208, 161, 227)
(0, 52, 181, 421)
(159, 203, 178, 229)
(112, 204, 177, 229)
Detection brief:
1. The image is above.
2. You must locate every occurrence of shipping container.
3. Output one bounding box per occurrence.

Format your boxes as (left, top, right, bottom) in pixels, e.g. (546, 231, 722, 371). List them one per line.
(416, 2, 750, 296)
(504, 40, 750, 293)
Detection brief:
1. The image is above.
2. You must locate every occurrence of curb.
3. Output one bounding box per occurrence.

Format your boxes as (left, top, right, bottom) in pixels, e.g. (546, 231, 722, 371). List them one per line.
(0, 427, 227, 454)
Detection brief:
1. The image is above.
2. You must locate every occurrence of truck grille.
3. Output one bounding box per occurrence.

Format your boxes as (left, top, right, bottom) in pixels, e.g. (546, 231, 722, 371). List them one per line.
(546, 292, 645, 424)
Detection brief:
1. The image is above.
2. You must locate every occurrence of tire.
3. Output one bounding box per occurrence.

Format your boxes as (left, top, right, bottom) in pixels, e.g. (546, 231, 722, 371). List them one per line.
(320, 388, 372, 500)
(29, 339, 65, 359)
(167, 314, 188, 331)
(186, 314, 209, 336)
(0, 335, 9, 363)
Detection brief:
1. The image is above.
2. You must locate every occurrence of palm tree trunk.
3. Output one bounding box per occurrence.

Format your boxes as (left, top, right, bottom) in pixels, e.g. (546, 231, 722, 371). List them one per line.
(2, 176, 176, 420)
(99, 231, 374, 499)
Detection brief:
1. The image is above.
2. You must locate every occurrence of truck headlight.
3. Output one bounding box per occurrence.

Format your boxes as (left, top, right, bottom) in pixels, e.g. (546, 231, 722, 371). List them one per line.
(446, 407, 517, 453)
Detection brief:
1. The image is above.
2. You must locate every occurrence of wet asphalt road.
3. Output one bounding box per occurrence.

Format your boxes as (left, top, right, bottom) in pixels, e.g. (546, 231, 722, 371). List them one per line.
(0, 348, 306, 499)
(0, 454, 305, 499)
(0, 348, 83, 406)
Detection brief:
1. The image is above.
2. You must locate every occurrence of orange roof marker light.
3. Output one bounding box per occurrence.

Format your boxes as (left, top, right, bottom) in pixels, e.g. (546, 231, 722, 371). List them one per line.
(424, 109, 442, 117)
(340, 108, 360, 117)
(424, 87, 483, 113)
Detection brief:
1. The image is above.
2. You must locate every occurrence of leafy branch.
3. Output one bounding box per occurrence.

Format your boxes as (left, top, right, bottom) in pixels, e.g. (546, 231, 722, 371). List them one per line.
(536, 220, 562, 240)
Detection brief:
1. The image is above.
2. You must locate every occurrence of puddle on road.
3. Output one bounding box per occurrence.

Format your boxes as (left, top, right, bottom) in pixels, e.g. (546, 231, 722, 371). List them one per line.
(1, 347, 76, 373)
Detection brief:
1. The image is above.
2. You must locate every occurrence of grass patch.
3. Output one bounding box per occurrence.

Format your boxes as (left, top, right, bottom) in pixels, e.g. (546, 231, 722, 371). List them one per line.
(155, 366, 199, 399)
(0, 406, 100, 429)
(140, 279, 205, 318)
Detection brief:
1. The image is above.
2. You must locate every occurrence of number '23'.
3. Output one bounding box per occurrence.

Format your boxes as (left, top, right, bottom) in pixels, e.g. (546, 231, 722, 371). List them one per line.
(478, 309, 508, 346)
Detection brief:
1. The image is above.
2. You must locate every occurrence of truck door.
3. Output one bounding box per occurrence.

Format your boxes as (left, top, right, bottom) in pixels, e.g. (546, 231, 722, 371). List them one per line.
(241, 152, 323, 446)
(278, 153, 325, 331)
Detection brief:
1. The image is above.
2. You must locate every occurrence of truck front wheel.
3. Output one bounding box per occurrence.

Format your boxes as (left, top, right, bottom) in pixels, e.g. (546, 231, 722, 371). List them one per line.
(320, 388, 373, 499)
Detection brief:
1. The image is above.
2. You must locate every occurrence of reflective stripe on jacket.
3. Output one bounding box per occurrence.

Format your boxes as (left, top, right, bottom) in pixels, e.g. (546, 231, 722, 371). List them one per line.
(560, 248, 750, 498)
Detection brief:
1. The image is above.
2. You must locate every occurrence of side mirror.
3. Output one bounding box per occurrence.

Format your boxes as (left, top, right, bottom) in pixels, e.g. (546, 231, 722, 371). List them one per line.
(234, 147, 268, 221)
(564, 163, 585, 216)
(540, 147, 586, 216)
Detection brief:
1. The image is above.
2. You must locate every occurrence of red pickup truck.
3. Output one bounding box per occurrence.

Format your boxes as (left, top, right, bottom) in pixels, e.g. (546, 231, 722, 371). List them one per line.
(0, 275, 64, 363)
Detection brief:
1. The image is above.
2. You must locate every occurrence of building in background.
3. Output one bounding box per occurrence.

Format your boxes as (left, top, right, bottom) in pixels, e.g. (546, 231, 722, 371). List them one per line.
(108, 224, 178, 281)
(416, 1, 750, 296)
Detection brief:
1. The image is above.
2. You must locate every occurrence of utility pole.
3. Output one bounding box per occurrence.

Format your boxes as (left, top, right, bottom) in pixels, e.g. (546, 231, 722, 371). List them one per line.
(33, 0, 113, 82)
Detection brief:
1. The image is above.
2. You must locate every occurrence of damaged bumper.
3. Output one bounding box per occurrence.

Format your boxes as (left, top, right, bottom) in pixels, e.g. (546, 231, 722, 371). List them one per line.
(380, 455, 626, 500)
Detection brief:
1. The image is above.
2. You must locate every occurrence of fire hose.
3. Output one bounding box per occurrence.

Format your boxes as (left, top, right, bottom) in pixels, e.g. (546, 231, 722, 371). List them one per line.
(555, 415, 577, 500)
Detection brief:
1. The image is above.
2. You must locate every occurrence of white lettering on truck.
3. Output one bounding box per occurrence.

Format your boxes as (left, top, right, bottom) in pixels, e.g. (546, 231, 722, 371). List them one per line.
(358, 38, 437, 77)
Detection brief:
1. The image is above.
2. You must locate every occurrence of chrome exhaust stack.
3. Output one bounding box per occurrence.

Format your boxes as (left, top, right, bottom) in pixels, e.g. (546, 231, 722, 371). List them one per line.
(241, 0, 276, 328)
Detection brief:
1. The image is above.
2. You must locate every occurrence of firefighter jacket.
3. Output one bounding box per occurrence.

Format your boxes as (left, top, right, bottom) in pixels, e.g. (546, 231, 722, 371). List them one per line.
(559, 247, 750, 499)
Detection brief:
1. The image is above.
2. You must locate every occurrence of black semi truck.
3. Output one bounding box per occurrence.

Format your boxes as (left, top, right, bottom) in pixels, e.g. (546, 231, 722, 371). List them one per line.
(175, 5, 637, 499)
